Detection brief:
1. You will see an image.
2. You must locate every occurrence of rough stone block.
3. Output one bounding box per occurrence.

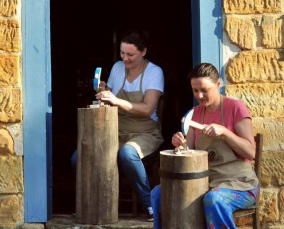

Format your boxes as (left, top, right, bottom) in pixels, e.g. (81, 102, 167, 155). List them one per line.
(226, 84, 284, 118)
(262, 15, 284, 49)
(0, 54, 20, 86)
(226, 50, 284, 83)
(252, 117, 284, 151)
(223, 0, 283, 14)
(259, 189, 279, 223)
(0, 0, 18, 17)
(0, 126, 14, 155)
(0, 19, 20, 52)
(0, 195, 19, 225)
(261, 152, 284, 186)
(280, 188, 284, 223)
(0, 156, 23, 193)
(264, 226, 284, 229)
(0, 87, 22, 123)
(225, 15, 257, 50)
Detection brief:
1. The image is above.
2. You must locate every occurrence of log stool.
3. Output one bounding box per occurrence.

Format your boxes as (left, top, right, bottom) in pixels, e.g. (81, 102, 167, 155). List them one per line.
(159, 150, 209, 229)
(76, 107, 119, 225)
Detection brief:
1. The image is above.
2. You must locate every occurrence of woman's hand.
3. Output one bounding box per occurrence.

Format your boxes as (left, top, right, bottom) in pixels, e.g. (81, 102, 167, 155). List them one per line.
(172, 132, 185, 147)
(95, 81, 107, 92)
(202, 124, 226, 137)
(95, 90, 119, 105)
(203, 120, 256, 160)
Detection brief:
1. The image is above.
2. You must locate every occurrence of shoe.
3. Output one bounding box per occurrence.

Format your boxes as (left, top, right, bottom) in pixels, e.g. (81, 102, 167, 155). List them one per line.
(147, 213, 154, 222)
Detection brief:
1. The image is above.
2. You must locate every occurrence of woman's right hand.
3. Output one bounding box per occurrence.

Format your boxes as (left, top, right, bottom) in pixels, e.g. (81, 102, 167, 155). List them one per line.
(96, 81, 107, 92)
(171, 131, 185, 147)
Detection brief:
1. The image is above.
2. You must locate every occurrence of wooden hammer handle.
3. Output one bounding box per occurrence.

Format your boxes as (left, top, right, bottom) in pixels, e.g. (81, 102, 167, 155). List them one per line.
(189, 120, 205, 130)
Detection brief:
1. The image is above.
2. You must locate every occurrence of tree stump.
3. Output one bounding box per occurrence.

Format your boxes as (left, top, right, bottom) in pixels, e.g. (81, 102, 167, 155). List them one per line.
(76, 107, 119, 225)
(160, 150, 209, 229)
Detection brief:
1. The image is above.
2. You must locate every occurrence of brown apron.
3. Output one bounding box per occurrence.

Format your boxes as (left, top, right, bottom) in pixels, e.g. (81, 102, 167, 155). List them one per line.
(116, 61, 164, 158)
(196, 96, 259, 190)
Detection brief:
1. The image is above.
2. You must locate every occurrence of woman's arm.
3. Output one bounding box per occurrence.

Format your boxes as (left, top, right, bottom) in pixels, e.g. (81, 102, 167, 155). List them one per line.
(223, 118, 256, 160)
(203, 118, 256, 160)
(95, 89, 161, 116)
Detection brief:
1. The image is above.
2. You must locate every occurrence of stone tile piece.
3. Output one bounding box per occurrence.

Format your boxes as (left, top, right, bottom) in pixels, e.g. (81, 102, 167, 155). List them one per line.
(226, 50, 284, 83)
(0, 0, 18, 17)
(253, 117, 284, 152)
(0, 54, 20, 86)
(0, 126, 14, 155)
(223, 0, 283, 14)
(0, 195, 19, 225)
(0, 19, 21, 52)
(0, 156, 23, 193)
(280, 188, 284, 223)
(259, 189, 279, 223)
(226, 83, 284, 118)
(225, 15, 257, 50)
(261, 152, 284, 186)
(0, 87, 22, 123)
(262, 15, 284, 49)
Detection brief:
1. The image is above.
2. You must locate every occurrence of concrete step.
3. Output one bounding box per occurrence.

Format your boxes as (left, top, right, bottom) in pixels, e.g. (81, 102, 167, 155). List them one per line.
(45, 214, 153, 229)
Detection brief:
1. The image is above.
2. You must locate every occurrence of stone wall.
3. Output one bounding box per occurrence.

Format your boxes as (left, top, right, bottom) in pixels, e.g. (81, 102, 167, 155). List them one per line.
(0, 0, 24, 228)
(223, 0, 284, 228)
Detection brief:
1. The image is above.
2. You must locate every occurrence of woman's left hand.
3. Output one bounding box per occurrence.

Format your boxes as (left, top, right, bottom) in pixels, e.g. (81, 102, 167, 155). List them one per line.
(95, 91, 119, 105)
(202, 124, 226, 137)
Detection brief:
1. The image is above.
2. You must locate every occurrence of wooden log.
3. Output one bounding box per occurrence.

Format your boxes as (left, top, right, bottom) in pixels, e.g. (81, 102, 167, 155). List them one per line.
(76, 107, 119, 225)
(160, 150, 209, 229)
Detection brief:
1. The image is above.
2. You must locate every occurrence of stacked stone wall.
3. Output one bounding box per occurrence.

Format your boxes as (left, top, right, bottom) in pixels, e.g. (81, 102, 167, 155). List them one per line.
(223, 0, 284, 228)
(0, 0, 24, 228)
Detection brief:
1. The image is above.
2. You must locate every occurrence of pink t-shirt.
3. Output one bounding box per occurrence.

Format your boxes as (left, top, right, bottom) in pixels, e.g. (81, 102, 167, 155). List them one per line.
(192, 96, 251, 160)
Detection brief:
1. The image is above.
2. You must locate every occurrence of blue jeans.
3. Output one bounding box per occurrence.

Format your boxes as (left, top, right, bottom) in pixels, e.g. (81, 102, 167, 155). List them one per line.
(71, 145, 152, 209)
(118, 144, 151, 210)
(70, 149, 78, 171)
(151, 185, 258, 229)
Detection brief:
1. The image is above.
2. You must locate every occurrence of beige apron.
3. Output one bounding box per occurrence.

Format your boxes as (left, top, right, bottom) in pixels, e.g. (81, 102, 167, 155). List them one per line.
(116, 61, 164, 158)
(196, 96, 259, 190)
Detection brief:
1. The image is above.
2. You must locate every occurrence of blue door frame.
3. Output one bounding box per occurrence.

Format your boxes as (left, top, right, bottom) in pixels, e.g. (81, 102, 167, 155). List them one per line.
(22, 0, 222, 222)
(23, 0, 52, 222)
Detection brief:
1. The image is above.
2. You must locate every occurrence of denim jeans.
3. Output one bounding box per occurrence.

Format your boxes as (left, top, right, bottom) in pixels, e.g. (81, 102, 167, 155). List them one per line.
(118, 144, 151, 210)
(70, 149, 77, 171)
(70, 145, 152, 209)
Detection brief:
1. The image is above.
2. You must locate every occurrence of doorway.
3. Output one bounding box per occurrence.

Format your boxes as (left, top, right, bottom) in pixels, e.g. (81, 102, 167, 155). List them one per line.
(50, 0, 193, 214)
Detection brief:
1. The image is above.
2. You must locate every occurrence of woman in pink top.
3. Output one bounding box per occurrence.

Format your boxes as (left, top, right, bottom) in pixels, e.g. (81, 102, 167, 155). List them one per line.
(151, 63, 259, 229)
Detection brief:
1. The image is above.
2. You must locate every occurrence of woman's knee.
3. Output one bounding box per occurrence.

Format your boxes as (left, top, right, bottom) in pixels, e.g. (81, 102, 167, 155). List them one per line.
(151, 185, 161, 197)
(203, 190, 221, 207)
(118, 145, 139, 163)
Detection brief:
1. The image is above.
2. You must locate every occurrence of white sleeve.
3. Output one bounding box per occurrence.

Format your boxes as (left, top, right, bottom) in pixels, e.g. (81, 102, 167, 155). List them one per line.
(143, 65, 164, 94)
